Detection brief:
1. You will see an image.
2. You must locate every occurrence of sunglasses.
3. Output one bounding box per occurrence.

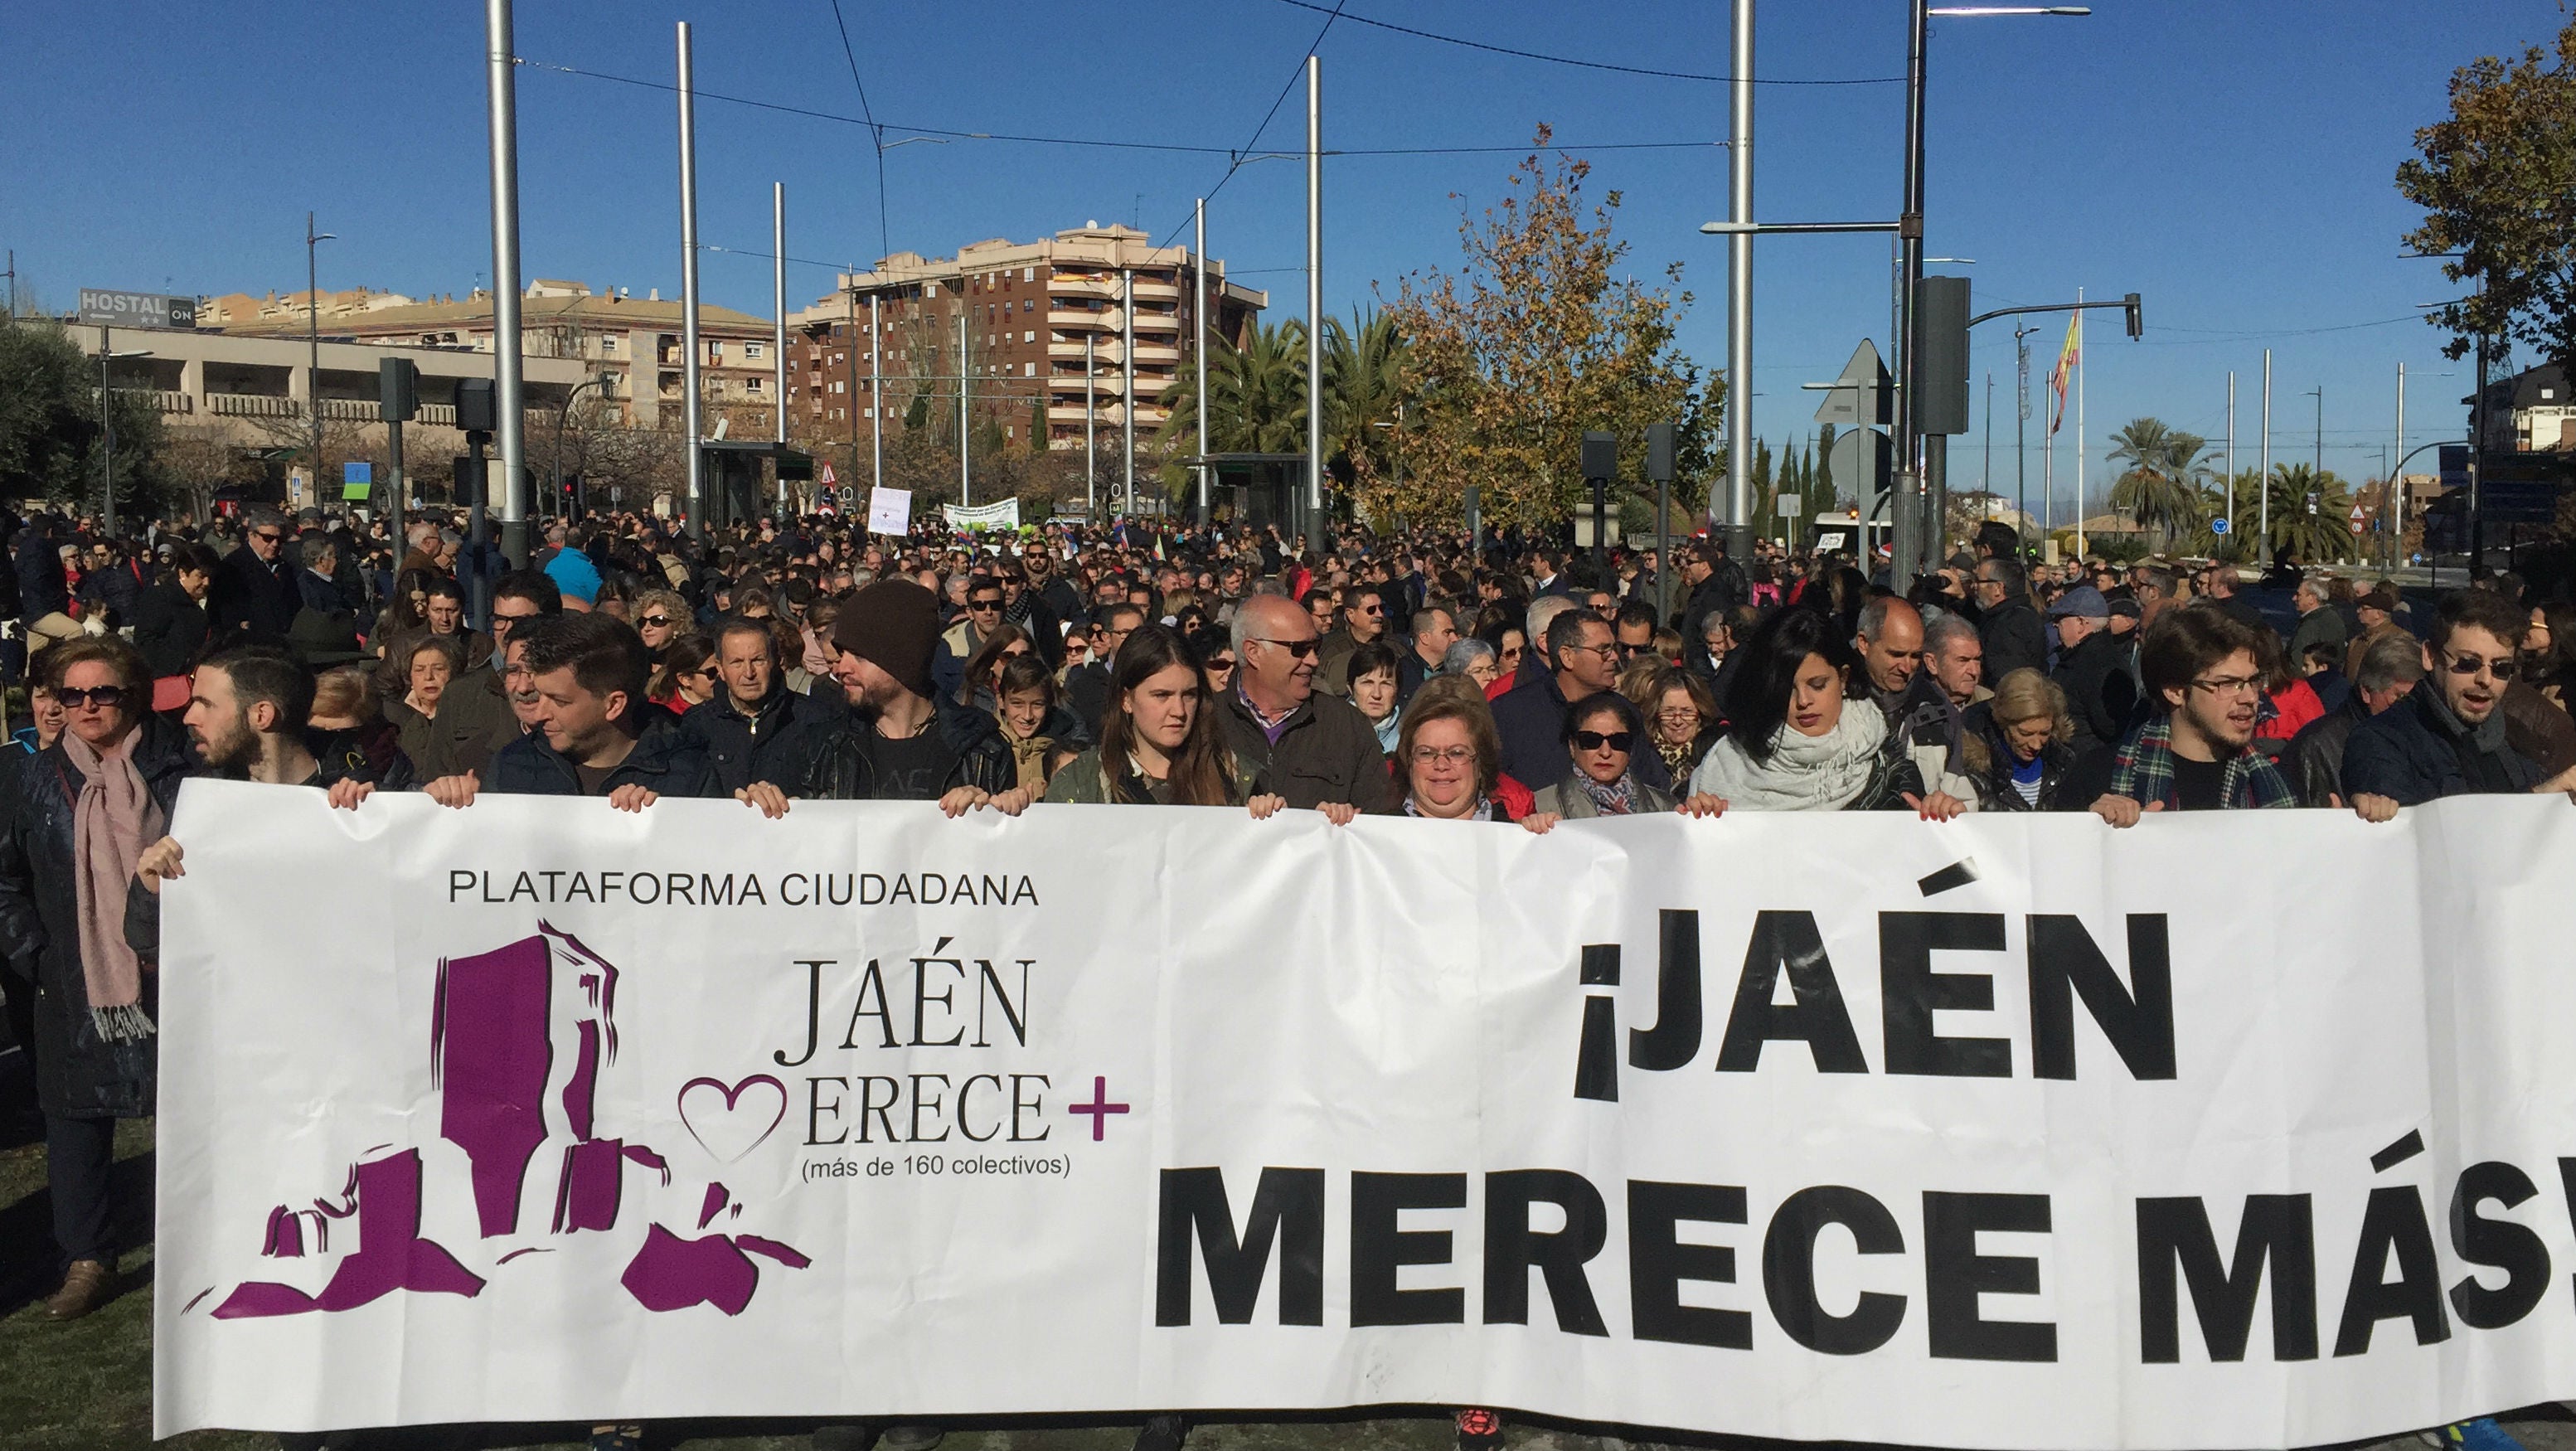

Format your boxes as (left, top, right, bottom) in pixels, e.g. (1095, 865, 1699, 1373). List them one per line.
(1206, 658, 1236, 672)
(2442, 650, 2519, 680)
(1254, 638, 1319, 659)
(638, 614, 676, 628)
(1571, 730, 1633, 753)
(969, 599, 1003, 611)
(251, 531, 283, 545)
(58, 686, 129, 711)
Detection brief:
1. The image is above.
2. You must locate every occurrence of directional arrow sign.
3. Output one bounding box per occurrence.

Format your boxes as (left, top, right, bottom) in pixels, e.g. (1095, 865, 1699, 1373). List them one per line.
(1814, 340, 1891, 428)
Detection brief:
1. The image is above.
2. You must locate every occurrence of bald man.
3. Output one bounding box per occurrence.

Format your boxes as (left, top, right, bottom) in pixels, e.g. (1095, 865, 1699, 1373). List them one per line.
(1218, 593, 1394, 813)
(1857, 596, 1965, 782)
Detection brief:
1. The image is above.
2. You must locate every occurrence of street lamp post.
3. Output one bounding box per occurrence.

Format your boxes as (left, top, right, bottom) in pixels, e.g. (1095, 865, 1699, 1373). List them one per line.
(98, 339, 153, 538)
(306, 211, 337, 502)
(552, 373, 614, 517)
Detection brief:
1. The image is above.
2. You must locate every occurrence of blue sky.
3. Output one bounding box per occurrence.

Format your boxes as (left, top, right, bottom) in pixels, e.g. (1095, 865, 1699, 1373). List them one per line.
(3, 0, 2559, 517)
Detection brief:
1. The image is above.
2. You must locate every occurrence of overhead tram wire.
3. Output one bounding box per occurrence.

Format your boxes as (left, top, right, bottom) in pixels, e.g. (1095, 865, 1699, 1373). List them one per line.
(822, 0, 890, 264)
(518, 59, 1716, 162)
(1147, 0, 1350, 248)
(1264, 0, 1903, 85)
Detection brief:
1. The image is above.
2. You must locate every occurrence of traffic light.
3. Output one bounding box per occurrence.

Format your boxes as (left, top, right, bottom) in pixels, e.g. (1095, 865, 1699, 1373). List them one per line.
(380, 358, 418, 422)
(2123, 293, 2144, 340)
(454, 377, 496, 434)
(453, 455, 484, 508)
(1646, 422, 1676, 483)
(562, 473, 584, 517)
(1913, 276, 1972, 436)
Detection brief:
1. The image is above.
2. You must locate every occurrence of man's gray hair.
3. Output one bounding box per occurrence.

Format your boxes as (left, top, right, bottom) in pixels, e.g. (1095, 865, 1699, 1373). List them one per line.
(240, 505, 285, 533)
(1231, 592, 1301, 653)
(1526, 594, 1577, 652)
(298, 534, 335, 570)
(1855, 594, 1916, 643)
(1924, 612, 1980, 656)
(1442, 638, 1497, 675)
(2355, 631, 2427, 694)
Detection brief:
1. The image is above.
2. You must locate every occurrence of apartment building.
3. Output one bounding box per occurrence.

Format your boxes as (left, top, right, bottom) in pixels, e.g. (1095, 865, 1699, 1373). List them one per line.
(784, 223, 1265, 452)
(204, 280, 779, 431)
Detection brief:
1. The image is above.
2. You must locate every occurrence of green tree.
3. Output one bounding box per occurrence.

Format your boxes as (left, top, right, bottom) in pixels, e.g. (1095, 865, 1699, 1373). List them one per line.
(1382, 128, 1712, 530)
(2104, 416, 2219, 543)
(0, 320, 172, 515)
(2397, 13, 2576, 376)
(1321, 306, 1411, 483)
(1157, 318, 1308, 456)
(2258, 463, 2360, 565)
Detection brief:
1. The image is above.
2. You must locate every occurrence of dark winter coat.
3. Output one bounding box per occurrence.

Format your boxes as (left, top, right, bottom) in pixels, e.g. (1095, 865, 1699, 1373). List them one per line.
(2340, 685, 2545, 806)
(209, 543, 300, 643)
(782, 694, 1016, 802)
(2050, 630, 2128, 754)
(2288, 693, 2370, 808)
(14, 527, 66, 623)
(483, 711, 718, 800)
(0, 717, 194, 1119)
(682, 684, 838, 792)
(129, 580, 211, 680)
(1963, 716, 2076, 813)
(1216, 686, 1400, 813)
(1977, 600, 2050, 687)
(1488, 672, 1676, 797)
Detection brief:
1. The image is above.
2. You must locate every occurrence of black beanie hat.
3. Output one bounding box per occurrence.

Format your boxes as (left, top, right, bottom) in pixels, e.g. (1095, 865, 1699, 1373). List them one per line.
(832, 578, 940, 699)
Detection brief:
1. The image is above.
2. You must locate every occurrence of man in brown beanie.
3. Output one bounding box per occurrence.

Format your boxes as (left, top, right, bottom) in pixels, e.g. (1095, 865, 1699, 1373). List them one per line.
(750, 578, 1016, 815)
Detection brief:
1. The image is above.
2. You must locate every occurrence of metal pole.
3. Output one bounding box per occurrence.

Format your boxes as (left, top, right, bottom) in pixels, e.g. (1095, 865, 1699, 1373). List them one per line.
(2074, 289, 2085, 561)
(1195, 197, 1210, 527)
(1122, 266, 1136, 515)
(487, 0, 529, 565)
(2224, 370, 2234, 549)
(99, 326, 115, 532)
(1084, 332, 1097, 517)
(1724, 0, 1754, 561)
(677, 21, 704, 539)
(307, 211, 323, 510)
(2259, 348, 2272, 552)
(2394, 362, 2404, 570)
(845, 277, 860, 509)
(2312, 385, 2322, 475)
(2015, 325, 2030, 546)
(870, 293, 882, 495)
(958, 307, 970, 507)
(1304, 53, 1324, 528)
(773, 183, 787, 453)
(1890, 0, 1928, 590)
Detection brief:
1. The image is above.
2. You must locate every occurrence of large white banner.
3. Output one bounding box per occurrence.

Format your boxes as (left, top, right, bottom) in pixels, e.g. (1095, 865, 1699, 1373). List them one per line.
(942, 498, 1022, 532)
(157, 783, 2576, 1446)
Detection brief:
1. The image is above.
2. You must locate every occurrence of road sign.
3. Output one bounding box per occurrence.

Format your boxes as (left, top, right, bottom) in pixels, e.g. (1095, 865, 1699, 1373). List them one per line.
(2349, 503, 2365, 536)
(1813, 340, 1890, 428)
(2210, 517, 2230, 536)
(1775, 493, 1803, 521)
(817, 461, 837, 488)
(1828, 427, 1894, 502)
(2439, 444, 2470, 491)
(75, 289, 196, 330)
(342, 461, 372, 502)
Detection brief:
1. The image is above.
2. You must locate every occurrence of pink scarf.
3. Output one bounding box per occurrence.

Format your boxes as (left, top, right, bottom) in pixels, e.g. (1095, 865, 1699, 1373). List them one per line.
(60, 727, 163, 1042)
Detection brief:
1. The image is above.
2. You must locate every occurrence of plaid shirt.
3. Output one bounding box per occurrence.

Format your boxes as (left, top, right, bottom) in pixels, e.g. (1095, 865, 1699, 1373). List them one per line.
(2105, 715, 2297, 811)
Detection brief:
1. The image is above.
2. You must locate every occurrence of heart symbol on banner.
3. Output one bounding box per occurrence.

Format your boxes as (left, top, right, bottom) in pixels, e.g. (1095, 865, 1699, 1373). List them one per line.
(677, 1075, 788, 1163)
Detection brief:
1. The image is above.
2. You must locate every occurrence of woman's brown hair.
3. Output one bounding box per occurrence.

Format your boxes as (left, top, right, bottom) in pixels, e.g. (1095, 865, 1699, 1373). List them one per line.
(1097, 623, 1237, 806)
(1394, 675, 1502, 801)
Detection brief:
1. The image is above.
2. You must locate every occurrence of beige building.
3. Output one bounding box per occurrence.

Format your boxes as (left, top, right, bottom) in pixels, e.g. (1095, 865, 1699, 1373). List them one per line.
(206, 280, 778, 431)
(785, 223, 1265, 452)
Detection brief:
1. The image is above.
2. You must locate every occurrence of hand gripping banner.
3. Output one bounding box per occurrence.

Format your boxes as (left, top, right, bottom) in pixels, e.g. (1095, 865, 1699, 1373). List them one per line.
(154, 782, 2576, 1447)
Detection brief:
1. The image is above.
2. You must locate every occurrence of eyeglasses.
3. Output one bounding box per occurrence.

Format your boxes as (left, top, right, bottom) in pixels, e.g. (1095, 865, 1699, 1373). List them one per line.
(968, 598, 1003, 612)
(1206, 658, 1236, 673)
(251, 531, 283, 546)
(638, 614, 676, 629)
(1656, 707, 1701, 722)
(1409, 745, 1475, 766)
(1559, 641, 1620, 661)
(1252, 638, 1319, 659)
(1571, 730, 1634, 753)
(2441, 649, 2518, 680)
(492, 609, 540, 627)
(2187, 674, 2264, 696)
(57, 686, 129, 711)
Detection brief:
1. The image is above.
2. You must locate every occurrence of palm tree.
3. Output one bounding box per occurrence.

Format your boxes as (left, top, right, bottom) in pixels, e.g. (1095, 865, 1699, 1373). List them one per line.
(1320, 307, 1410, 478)
(2105, 416, 2218, 544)
(2260, 463, 2358, 565)
(1157, 318, 1307, 455)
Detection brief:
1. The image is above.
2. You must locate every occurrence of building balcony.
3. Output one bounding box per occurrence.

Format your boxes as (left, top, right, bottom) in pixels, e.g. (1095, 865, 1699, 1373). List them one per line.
(417, 403, 458, 426)
(1051, 275, 1118, 299)
(1132, 278, 1180, 300)
(99, 388, 192, 415)
(1046, 308, 1110, 330)
(1133, 311, 1180, 333)
(209, 392, 298, 418)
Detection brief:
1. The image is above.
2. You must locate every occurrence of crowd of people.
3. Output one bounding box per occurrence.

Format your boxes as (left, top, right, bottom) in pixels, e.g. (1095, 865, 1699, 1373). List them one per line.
(3, 498, 2574, 1451)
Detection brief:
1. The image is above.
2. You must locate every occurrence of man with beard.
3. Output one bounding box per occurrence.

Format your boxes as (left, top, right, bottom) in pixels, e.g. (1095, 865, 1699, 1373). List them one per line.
(179, 646, 335, 790)
(2342, 590, 2576, 817)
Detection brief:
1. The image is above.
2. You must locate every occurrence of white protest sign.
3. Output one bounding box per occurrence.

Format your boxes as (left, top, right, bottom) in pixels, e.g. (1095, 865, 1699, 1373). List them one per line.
(154, 786, 2576, 1448)
(942, 498, 1022, 532)
(866, 486, 910, 536)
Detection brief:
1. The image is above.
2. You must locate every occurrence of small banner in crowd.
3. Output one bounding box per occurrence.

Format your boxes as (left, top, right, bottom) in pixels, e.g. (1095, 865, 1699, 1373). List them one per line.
(866, 485, 910, 536)
(942, 498, 1021, 532)
(156, 785, 2576, 1446)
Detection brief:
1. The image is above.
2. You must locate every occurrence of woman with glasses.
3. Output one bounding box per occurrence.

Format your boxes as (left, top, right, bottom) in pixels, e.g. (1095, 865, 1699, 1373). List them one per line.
(1041, 624, 1280, 813)
(1383, 678, 1517, 823)
(646, 633, 718, 715)
(1196, 635, 1238, 698)
(1690, 607, 1970, 817)
(956, 624, 1036, 717)
(0, 636, 193, 1322)
(1524, 692, 1676, 823)
(631, 590, 690, 660)
(1623, 662, 1718, 784)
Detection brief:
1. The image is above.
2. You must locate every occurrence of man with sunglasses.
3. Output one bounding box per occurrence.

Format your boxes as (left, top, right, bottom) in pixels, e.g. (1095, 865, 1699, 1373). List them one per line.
(933, 575, 1003, 703)
(209, 506, 302, 645)
(2342, 590, 2576, 818)
(1314, 585, 1390, 696)
(1218, 593, 1391, 813)
(1023, 537, 1084, 622)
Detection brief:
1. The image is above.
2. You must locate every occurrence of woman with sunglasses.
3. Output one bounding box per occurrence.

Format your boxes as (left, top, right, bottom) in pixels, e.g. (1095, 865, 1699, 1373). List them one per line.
(1521, 692, 1679, 824)
(646, 633, 719, 716)
(1196, 634, 1238, 698)
(955, 623, 1036, 717)
(0, 636, 194, 1321)
(631, 590, 691, 660)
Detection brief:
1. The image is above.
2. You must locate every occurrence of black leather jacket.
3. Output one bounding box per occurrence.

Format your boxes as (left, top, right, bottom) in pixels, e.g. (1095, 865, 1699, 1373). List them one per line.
(783, 695, 1016, 802)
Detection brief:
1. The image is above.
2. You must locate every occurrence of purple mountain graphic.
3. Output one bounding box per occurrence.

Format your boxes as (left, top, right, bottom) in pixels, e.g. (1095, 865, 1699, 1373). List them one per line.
(213, 922, 807, 1322)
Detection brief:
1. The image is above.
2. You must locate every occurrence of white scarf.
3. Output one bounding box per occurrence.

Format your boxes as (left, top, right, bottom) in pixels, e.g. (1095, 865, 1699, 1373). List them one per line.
(1689, 701, 1887, 812)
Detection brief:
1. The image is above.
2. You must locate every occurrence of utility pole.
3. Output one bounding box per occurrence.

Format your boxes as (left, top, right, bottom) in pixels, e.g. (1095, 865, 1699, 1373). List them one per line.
(2015, 323, 2034, 546)
(1724, 0, 1754, 557)
(306, 211, 335, 501)
(99, 329, 116, 533)
(1304, 53, 1324, 531)
(1084, 332, 1097, 517)
(772, 186, 787, 449)
(1121, 266, 1135, 516)
(869, 293, 882, 496)
(2259, 349, 2272, 551)
(1195, 197, 1210, 527)
(2393, 362, 2404, 570)
(487, 0, 528, 564)
(1889, 0, 1928, 588)
(676, 20, 704, 538)
(845, 277, 861, 504)
(2310, 385, 2323, 475)
(1982, 370, 1991, 499)
(2224, 371, 2235, 546)
(2074, 287, 2086, 560)
(958, 306, 970, 507)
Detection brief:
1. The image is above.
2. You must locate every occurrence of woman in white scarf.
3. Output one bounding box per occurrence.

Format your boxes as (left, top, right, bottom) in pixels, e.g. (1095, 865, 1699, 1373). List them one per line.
(1690, 606, 1972, 817)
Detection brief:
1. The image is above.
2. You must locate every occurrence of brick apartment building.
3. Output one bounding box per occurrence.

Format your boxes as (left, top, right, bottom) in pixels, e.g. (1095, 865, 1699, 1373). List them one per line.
(784, 223, 1265, 454)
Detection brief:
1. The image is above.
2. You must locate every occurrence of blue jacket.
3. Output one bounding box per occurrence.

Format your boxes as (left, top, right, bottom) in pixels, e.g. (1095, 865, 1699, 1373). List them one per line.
(483, 713, 717, 799)
(2339, 685, 2544, 806)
